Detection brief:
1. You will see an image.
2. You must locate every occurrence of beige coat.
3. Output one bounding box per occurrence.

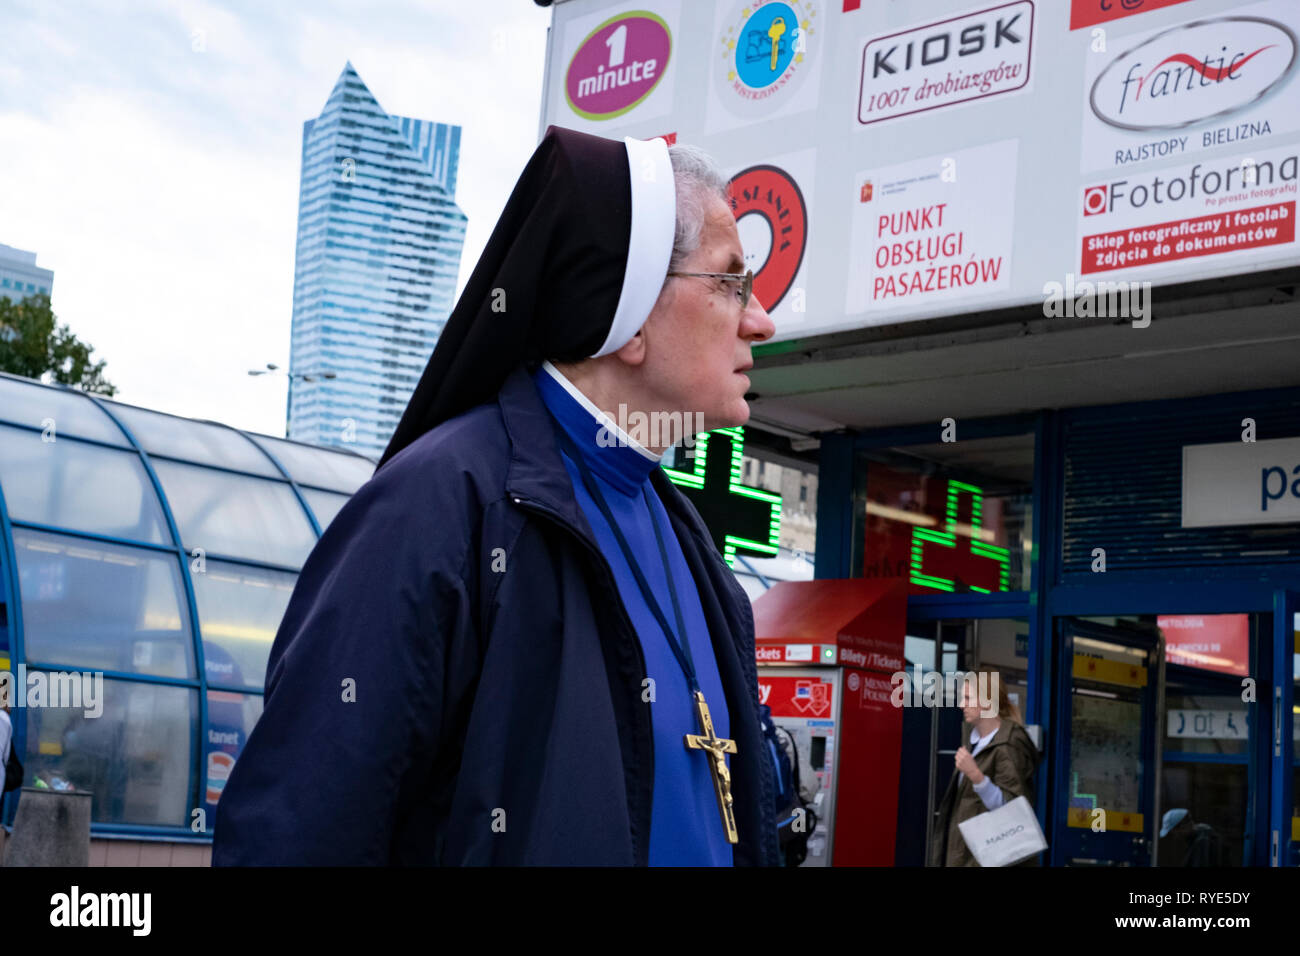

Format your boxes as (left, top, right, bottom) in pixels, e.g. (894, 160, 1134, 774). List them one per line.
(929, 719, 1040, 867)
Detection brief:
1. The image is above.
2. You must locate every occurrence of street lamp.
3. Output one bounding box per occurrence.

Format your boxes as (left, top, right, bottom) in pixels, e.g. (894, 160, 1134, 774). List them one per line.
(248, 362, 337, 383)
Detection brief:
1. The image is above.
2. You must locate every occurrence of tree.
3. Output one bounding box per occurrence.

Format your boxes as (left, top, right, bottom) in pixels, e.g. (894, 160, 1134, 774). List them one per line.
(0, 293, 116, 395)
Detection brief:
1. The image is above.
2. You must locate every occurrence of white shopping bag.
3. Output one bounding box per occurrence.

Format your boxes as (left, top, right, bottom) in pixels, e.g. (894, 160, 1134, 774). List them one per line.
(957, 795, 1047, 867)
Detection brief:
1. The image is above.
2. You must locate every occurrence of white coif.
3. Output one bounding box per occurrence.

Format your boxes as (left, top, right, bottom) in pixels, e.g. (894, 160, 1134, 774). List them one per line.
(591, 135, 676, 358)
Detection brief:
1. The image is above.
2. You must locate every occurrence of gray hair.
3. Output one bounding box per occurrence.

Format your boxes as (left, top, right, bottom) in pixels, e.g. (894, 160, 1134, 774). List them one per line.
(666, 143, 730, 274)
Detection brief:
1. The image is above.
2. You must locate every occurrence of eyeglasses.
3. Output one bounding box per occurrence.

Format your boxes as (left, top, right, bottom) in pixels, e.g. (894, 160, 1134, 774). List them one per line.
(666, 269, 753, 310)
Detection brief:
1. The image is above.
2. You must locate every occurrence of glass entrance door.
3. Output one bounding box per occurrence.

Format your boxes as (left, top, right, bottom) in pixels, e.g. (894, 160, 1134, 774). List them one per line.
(1053, 618, 1162, 865)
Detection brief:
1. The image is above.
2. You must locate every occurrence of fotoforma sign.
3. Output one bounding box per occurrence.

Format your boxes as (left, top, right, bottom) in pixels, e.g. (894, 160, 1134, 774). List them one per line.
(1182, 436, 1300, 527)
(541, 0, 1300, 343)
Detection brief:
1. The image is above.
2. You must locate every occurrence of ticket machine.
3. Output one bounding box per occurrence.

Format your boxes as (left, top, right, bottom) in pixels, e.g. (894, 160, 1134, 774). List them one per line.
(752, 578, 907, 866)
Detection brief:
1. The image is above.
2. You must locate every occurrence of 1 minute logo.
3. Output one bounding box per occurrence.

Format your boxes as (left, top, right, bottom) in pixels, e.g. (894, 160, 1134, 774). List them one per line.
(565, 11, 672, 121)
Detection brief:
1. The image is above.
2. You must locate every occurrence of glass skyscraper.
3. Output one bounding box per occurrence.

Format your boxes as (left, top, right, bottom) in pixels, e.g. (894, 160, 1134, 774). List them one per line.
(288, 62, 466, 459)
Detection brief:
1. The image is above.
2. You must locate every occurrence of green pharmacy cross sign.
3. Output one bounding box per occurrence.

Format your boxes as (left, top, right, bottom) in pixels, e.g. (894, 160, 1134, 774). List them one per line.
(663, 426, 781, 568)
(909, 479, 1011, 594)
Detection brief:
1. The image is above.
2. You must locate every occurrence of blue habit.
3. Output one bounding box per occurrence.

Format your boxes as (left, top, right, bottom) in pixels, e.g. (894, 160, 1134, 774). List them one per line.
(533, 361, 734, 867)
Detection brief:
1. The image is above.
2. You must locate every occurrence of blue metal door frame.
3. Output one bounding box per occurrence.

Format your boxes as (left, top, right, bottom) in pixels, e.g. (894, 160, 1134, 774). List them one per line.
(1271, 588, 1297, 866)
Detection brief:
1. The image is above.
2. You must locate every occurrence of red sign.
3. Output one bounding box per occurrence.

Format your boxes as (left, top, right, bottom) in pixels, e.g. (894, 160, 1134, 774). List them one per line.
(727, 164, 808, 312)
(1069, 0, 1195, 31)
(835, 671, 903, 866)
(1159, 614, 1250, 676)
(1081, 201, 1295, 274)
(760, 675, 835, 719)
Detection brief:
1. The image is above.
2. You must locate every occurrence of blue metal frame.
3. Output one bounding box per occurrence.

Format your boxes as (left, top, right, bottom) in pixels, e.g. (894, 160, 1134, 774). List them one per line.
(1164, 751, 1251, 764)
(0, 376, 356, 841)
(1029, 410, 1063, 829)
(85, 393, 209, 837)
(1271, 588, 1297, 866)
(813, 433, 854, 582)
(226, 423, 323, 538)
(0, 449, 26, 829)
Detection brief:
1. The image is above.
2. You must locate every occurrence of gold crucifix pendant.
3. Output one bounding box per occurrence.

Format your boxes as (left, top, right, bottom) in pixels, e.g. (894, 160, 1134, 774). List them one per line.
(683, 689, 739, 844)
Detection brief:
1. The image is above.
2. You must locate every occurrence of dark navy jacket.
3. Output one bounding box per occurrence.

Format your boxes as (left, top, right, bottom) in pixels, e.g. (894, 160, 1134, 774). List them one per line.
(212, 363, 781, 866)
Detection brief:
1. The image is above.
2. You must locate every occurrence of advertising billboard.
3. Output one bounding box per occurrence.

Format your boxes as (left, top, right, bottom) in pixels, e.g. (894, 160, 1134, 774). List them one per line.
(539, 0, 1300, 343)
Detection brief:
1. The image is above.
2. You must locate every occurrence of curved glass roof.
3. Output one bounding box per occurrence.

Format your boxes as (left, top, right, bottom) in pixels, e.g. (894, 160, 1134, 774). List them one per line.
(0, 371, 376, 836)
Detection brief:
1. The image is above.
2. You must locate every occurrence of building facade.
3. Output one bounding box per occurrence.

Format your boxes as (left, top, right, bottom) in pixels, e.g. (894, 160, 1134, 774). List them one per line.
(288, 63, 466, 459)
(535, 0, 1300, 866)
(0, 244, 53, 304)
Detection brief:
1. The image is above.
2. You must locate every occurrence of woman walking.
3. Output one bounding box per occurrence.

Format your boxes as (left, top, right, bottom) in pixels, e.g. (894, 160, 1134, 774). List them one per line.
(930, 672, 1040, 867)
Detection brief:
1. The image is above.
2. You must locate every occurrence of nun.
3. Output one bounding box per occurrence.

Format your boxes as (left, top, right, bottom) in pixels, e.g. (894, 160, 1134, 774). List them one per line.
(213, 126, 780, 866)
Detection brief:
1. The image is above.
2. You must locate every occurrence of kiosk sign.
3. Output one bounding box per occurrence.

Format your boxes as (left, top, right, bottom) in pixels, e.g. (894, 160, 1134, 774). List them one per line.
(857, 1, 1035, 125)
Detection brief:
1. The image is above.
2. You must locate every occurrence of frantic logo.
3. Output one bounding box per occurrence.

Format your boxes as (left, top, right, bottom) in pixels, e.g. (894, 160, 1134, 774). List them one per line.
(727, 164, 808, 311)
(565, 11, 672, 121)
(1089, 15, 1298, 132)
(715, 0, 819, 116)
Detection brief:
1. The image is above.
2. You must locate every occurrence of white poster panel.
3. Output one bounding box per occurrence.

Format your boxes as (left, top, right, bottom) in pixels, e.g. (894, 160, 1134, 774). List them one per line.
(1079, 141, 1297, 277)
(549, 0, 681, 134)
(1079, 0, 1300, 175)
(845, 139, 1018, 322)
(706, 0, 826, 134)
(1182, 436, 1300, 527)
(539, 0, 1300, 344)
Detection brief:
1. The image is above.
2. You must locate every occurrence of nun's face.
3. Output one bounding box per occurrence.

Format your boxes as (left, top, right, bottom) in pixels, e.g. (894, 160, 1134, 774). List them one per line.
(643, 194, 775, 431)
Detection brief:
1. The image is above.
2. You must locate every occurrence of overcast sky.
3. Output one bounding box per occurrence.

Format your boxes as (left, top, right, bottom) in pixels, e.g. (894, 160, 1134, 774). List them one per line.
(0, 0, 552, 436)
